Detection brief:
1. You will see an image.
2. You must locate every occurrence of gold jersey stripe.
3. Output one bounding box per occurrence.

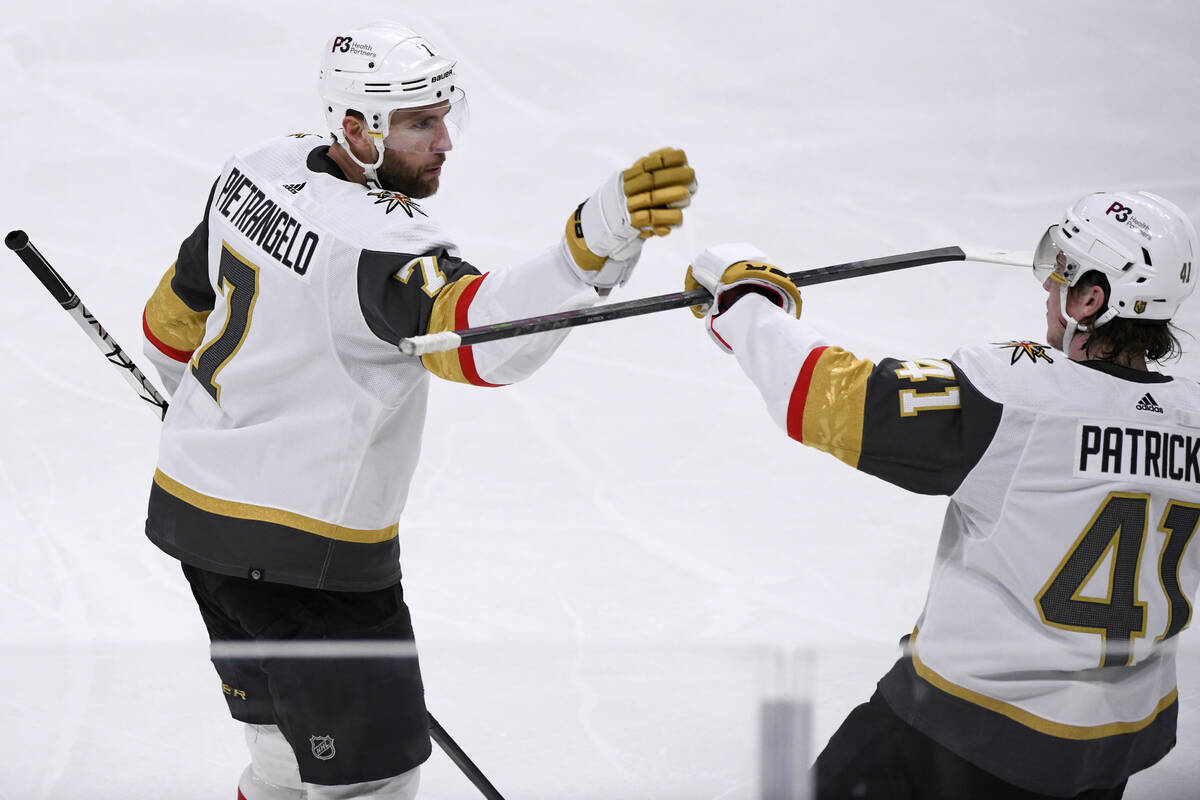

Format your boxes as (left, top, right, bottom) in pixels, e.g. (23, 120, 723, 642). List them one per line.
(910, 627, 1177, 740)
(421, 274, 485, 383)
(153, 469, 398, 544)
(143, 264, 211, 356)
(802, 347, 872, 468)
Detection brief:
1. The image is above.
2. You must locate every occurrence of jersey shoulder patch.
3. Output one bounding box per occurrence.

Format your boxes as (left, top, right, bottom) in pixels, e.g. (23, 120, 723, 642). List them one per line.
(362, 190, 429, 220)
(952, 340, 1095, 411)
(990, 340, 1059, 366)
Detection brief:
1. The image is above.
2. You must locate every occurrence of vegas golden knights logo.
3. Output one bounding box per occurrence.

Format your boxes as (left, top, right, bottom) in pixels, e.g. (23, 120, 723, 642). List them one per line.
(997, 340, 1054, 365)
(1134, 300, 1148, 314)
(367, 190, 427, 218)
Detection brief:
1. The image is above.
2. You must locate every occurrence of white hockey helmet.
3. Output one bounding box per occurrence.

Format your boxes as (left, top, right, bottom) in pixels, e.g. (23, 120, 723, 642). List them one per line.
(318, 22, 468, 180)
(1034, 191, 1198, 327)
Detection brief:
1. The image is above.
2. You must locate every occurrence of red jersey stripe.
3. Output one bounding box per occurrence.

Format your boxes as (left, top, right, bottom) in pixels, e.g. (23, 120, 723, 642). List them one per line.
(143, 310, 195, 363)
(454, 274, 504, 388)
(786, 346, 828, 442)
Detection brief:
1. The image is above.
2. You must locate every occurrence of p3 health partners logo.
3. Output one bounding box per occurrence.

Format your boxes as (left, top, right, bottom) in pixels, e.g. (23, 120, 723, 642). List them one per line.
(1106, 200, 1153, 241)
(330, 36, 377, 60)
(310, 734, 336, 761)
(367, 190, 427, 218)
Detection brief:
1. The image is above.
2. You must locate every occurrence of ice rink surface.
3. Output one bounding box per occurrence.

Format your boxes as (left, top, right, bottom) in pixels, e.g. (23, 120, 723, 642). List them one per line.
(3, 1, 1200, 797)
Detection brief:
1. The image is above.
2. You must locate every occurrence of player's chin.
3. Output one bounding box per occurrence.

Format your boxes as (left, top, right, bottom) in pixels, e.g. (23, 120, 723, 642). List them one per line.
(413, 175, 440, 198)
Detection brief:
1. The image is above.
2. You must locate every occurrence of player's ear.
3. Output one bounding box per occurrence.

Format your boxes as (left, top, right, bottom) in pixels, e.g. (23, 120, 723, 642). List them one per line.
(1074, 282, 1108, 321)
(341, 114, 366, 143)
(339, 114, 377, 163)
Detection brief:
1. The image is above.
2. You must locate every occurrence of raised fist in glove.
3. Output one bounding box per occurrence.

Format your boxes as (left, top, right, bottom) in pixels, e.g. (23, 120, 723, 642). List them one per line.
(563, 147, 697, 294)
(685, 243, 802, 351)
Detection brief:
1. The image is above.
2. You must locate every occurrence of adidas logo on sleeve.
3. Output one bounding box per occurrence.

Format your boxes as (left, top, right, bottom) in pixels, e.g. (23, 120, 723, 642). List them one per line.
(1136, 393, 1164, 413)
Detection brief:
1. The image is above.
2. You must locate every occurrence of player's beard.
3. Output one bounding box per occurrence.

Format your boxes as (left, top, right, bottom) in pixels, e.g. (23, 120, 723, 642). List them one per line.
(377, 152, 444, 198)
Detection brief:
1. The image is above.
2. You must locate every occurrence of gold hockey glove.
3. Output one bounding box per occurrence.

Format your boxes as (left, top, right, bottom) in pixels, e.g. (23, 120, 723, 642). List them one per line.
(686, 243, 802, 317)
(685, 243, 802, 352)
(563, 147, 697, 293)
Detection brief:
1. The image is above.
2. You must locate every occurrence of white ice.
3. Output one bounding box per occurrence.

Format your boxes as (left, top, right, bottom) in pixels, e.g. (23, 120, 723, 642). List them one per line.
(2, 1, 1200, 798)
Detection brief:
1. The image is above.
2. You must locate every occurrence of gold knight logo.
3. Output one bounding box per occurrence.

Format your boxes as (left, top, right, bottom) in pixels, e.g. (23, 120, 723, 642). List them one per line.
(996, 340, 1055, 365)
(367, 190, 427, 218)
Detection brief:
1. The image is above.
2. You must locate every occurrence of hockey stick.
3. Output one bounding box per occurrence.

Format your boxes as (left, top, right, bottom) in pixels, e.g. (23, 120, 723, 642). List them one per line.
(398, 245, 1033, 356)
(6, 229, 509, 800)
(429, 714, 507, 800)
(6, 230, 170, 419)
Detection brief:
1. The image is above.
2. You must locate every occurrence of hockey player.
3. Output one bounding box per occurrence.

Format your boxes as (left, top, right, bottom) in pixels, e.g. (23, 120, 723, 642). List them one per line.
(684, 191, 1200, 799)
(140, 21, 696, 800)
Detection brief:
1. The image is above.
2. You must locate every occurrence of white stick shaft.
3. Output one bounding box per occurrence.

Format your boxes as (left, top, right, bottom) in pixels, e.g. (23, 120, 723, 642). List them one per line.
(65, 300, 170, 419)
(961, 247, 1033, 268)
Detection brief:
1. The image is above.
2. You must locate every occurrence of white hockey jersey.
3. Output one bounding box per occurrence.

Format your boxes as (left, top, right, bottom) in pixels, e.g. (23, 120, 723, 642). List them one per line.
(142, 133, 597, 591)
(712, 294, 1200, 794)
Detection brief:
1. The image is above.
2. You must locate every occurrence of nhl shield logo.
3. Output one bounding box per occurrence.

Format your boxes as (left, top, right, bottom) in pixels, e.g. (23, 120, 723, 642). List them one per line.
(310, 735, 336, 761)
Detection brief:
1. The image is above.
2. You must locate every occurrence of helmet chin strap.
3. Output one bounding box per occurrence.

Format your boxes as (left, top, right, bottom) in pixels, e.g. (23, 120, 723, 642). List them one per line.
(1058, 287, 1088, 353)
(338, 130, 387, 190)
(1058, 287, 1119, 355)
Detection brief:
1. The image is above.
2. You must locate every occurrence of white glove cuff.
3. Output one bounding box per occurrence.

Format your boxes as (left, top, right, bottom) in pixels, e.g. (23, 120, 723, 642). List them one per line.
(559, 236, 643, 291)
(563, 169, 645, 290)
(592, 250, 641, 289)
(581, 170, 636, 256)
